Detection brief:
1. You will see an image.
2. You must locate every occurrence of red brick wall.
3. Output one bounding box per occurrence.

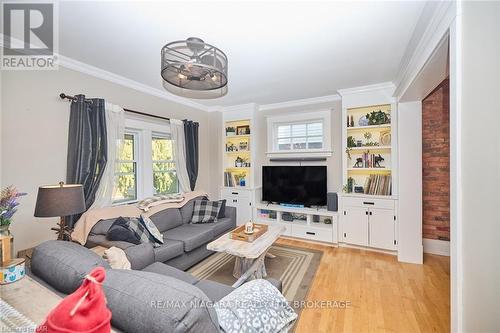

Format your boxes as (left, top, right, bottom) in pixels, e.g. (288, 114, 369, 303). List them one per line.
(422, 79, 450, 241)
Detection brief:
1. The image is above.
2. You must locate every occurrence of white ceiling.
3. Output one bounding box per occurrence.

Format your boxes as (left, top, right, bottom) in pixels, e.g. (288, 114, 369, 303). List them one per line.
(58, 1, 426, 108)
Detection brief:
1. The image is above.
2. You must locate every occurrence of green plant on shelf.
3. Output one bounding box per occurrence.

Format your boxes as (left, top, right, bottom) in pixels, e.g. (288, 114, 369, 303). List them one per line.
(366, 110, 390, 125)
(343, 177, 354, 193)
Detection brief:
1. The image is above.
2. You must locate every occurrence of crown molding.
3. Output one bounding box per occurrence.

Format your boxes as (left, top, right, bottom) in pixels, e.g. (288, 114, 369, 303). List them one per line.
(393, 1, 456, 98)
(0, 34, 211, 112)
(337, 82, 395, 96)
(258, 94, 341, 111)
(58, 55, 211, 112)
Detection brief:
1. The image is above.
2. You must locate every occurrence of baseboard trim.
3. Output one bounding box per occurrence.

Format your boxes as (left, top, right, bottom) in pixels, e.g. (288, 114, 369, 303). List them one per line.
(423, 238, 450, 256)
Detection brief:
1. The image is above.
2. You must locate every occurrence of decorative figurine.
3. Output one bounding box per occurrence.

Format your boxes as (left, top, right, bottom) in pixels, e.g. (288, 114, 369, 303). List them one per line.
(374, 154, 384, 168)
(354, 157, 364, 168)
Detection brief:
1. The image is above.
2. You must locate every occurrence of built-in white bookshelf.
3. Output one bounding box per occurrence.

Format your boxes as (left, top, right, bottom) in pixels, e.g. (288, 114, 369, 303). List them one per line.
(342, 103, 397, 196)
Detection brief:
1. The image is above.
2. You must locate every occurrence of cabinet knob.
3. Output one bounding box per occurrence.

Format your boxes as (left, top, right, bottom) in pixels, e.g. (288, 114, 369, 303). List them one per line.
(232, 199, 238, 203)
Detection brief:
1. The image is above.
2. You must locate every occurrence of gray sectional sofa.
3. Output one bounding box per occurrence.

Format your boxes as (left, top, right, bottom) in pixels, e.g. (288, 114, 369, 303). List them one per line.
(29, 241, 283, 332)
(85, 196, 236, 270)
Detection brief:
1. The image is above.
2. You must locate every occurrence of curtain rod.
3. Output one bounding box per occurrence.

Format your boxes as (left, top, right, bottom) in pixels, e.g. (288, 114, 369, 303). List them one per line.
(59, 93, 171, 121)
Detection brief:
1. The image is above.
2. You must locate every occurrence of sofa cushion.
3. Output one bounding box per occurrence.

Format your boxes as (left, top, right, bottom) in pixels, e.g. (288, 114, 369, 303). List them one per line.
(164, 225, 214, 252)
(153, 240, 184, 263)
(89, 218, 116, 235)
(103, 269, 219, 333)
(86, 234, 136, 250)
(149, 207, 183, 233)
(217, 199, 226, 218)
(179, 196, 207, 224)
(191, 200, 223, 224)
(194, 280, 234, 302)
(143, 262, 199, 285)
(31, 240, 110, 294)
(209, 217, 235, 236)
(107, 216, 142, 244)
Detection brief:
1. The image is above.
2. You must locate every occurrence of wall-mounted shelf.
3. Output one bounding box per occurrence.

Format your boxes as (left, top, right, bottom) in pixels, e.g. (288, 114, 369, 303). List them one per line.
(347, 124, 391, 131)
(347, 168, 392, 172)
(348, 146, 391, 151)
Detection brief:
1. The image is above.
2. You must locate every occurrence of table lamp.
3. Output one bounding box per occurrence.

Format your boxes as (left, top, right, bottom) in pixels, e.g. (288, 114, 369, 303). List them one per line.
(34, 182, 86, 241)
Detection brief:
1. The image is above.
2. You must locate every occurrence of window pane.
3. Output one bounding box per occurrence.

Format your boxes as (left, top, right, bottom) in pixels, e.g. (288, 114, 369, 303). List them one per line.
(154, 171, 179, 195)
(292, 137, 307, 149)
(119, 134, 134, 160)
(277, 125, 291, 138)
(117, 162, 135, 173)
(113, 173, 136, 202)
(153, 162, 176, 172)
(307, 122, 323, 136)
(307, 136, 323, 149)
(114, 133, 137, 203)
(152, 137, 173, 161)
(291, 124, 307, 137)
(278, 138, 291, 150)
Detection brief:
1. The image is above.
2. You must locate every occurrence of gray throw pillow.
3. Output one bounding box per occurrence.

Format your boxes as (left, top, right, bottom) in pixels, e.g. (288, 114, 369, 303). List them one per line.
(215, 279, 297, 333)
(191, 199, 223, 224)
(140, 214, 164, 244)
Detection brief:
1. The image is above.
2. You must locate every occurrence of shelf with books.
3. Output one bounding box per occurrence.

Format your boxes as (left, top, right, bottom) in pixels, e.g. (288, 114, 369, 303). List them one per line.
(223, 117, 253, 189)
(342, 102, 396, 197)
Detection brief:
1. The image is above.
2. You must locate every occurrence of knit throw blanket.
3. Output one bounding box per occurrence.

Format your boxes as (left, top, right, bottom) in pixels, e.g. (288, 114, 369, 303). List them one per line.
(72, 191, 207, 245)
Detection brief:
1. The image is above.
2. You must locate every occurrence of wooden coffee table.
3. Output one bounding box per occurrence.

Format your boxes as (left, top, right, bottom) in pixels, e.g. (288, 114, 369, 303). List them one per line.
(207, 224, 285, 287)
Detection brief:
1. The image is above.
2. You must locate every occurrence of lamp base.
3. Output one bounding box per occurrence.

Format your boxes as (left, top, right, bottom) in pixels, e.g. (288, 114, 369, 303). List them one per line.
(51, 217, 72, 241)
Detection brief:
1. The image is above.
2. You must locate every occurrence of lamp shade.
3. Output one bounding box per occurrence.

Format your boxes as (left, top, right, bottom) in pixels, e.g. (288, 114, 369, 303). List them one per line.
(34, 184, 86, 217)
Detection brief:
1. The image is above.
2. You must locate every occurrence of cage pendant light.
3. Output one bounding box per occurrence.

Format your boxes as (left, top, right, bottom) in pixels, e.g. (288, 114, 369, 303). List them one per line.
(161, 37, 228, 91)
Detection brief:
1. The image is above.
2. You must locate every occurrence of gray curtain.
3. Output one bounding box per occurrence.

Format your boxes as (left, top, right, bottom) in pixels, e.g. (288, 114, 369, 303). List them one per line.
(66, 95, 107, 228)
(183, 120, 199, 191)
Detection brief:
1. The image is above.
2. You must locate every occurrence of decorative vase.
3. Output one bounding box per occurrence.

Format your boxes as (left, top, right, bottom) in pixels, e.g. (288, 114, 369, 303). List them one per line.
(0, 225, 11, 237)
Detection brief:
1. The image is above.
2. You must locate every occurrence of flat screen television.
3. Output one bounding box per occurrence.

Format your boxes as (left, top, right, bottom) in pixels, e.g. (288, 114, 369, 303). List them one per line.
(262, 166, 327, 207)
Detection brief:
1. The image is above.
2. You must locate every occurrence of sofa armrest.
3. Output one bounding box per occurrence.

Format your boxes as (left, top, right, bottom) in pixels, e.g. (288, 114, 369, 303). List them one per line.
(124, 243, 155, 270)
(224, 205, 237, 224)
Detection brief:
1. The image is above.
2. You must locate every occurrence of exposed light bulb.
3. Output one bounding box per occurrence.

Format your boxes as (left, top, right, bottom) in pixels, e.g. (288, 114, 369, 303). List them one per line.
(178, 73, 186, 79)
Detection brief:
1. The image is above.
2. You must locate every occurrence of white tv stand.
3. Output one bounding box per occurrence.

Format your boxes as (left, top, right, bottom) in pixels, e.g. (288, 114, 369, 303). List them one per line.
(254, 202, 338, 245)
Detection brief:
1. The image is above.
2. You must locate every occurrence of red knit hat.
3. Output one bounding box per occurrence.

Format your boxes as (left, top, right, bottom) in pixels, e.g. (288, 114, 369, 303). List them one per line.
(37, 267, 112, 333)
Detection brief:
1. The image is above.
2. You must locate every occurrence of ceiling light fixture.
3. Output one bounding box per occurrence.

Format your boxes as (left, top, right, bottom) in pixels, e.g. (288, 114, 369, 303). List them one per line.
(161, 37, 228, 92)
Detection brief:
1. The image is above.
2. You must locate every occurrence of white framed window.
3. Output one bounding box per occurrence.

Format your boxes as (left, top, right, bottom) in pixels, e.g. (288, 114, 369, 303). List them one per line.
(112, 131, 139, 203)
(112, 117, 178, 204)
(152, 134, 178, 195)
(267, 110, 332, 157)
(275, 121, 324, 151)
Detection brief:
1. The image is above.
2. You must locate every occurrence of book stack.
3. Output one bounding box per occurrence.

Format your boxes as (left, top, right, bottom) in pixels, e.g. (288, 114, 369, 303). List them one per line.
(364, 174, 392, 195)
(224, 171, 236, 187)
(357, 152, 383, 168)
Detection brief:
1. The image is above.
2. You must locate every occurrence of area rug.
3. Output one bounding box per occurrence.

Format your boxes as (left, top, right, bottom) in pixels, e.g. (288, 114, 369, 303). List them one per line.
(188, 244, 323, 303)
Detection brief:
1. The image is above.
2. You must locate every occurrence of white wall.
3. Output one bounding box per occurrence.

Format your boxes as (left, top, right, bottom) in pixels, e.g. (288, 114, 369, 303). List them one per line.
(457, 1, 500, 331)
(397, 101, 423, 264)
(1, 67, 215, 252)
(253, 101, 343, 194)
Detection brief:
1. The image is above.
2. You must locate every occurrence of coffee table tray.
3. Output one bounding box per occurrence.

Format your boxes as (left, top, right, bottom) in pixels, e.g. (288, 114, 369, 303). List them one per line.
(230, 223, 268, 243)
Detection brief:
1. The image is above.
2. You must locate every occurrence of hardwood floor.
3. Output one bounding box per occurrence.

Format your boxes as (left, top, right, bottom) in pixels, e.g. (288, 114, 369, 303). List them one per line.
(276, 238, 450, 333)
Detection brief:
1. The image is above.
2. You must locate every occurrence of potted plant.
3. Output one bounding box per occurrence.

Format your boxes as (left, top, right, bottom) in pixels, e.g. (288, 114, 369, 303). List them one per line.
(0, 186, 26, 235)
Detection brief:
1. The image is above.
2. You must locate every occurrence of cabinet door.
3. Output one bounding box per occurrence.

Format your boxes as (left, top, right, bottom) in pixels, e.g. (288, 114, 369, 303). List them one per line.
(227, 196, 251, 226)
(342, 207, 369, 246)
(368, 208, 396, 250)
